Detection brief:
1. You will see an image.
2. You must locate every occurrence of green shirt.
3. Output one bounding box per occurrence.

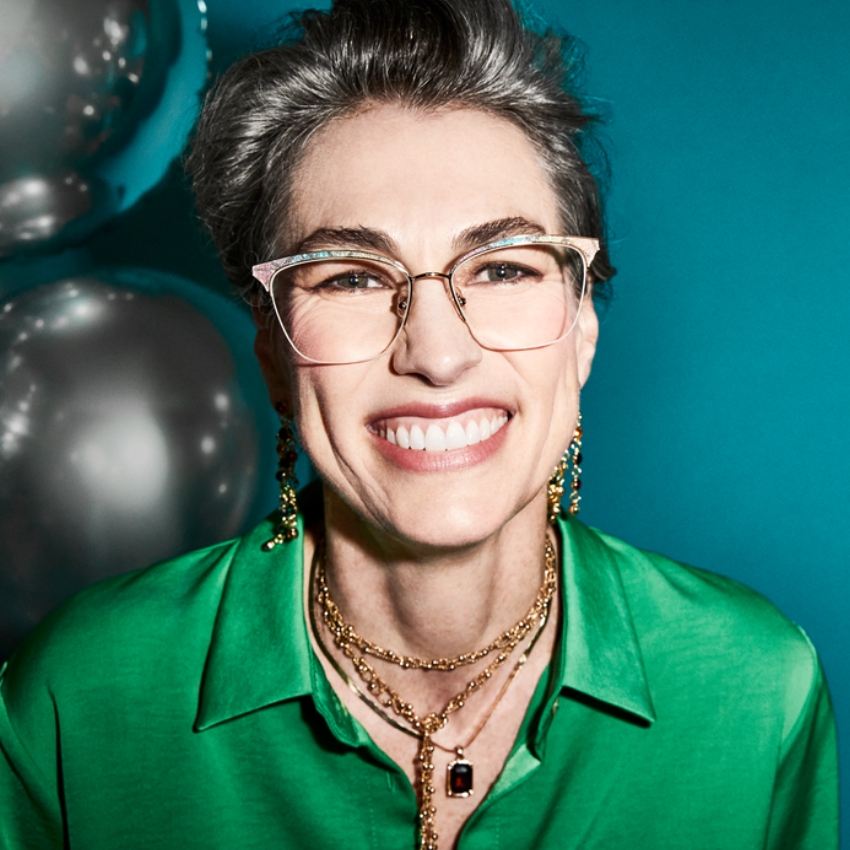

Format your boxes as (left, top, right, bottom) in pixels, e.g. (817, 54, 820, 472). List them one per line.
(0, 513, 838, 849)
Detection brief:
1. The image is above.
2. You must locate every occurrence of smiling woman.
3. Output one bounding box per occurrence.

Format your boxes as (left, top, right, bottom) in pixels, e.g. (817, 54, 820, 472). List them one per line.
(252, 106, 598, 544)
(0, 1, 838, 849)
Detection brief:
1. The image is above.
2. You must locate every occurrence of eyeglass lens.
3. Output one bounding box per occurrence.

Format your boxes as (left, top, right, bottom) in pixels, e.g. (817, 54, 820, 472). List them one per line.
(269, 243, 587, 364)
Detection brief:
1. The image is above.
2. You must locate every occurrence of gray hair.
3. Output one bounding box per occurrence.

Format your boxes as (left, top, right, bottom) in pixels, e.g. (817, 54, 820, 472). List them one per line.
(186, 0, 615, 308)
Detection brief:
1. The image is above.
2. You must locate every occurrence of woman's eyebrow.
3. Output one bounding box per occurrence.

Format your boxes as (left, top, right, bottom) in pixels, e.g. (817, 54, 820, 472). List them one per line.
(291, 217, 545, 257)
(293, 226, 398, 255)
(453, 217, 547, 251)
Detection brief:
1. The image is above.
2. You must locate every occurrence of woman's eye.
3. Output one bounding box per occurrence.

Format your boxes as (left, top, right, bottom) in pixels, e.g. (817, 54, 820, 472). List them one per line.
(324, 270, 383, 290)
(343, 272, 371, 288)
(487, 263, 521, 282)
(469, 262, 538, 284)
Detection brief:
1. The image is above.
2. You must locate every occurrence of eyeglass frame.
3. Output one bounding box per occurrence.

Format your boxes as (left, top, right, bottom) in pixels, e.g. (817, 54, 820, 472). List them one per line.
(251, 233, 600, 364)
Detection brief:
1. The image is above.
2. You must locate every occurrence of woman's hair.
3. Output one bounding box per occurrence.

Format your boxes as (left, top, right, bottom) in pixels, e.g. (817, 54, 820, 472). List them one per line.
(186, 0, 615, 307)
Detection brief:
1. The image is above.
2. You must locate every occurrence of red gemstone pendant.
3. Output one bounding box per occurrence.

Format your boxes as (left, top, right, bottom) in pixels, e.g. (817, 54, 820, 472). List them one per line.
(446, 752, 473, 798)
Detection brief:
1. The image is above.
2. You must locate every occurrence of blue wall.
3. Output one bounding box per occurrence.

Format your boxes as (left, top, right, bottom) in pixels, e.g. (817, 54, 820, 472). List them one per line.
(534, 0, 849, 840)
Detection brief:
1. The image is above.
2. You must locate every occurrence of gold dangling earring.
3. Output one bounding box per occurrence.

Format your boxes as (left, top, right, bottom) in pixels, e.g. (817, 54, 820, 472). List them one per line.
(568, 412, 583, 516)
(262, 403, 299, 551)
(547, 412, 583, 524)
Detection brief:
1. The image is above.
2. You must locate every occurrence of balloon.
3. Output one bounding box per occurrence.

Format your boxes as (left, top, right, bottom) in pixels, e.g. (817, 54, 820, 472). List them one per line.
(0, 268, 278, 659)
(0, 0, 209, 257)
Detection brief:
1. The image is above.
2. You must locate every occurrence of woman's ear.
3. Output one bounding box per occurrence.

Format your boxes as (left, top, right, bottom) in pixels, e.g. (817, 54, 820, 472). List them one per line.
(575, 291, 599, 388)
(252, 305, 293, 413)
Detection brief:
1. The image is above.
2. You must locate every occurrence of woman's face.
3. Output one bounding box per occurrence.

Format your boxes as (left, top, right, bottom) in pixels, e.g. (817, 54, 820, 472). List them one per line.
(257, 104, 598, 548)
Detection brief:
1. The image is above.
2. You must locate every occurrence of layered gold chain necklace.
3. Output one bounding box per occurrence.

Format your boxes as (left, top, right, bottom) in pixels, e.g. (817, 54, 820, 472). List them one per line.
(310, 536, 557, 850)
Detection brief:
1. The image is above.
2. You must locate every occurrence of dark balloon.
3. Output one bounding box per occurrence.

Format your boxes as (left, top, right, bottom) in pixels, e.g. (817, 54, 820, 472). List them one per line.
(0, 269, 276, 658)
(0, 0, 209, 256)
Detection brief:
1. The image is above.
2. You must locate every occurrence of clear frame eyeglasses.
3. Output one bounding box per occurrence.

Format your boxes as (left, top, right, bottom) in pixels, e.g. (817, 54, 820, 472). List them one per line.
(252, 234, 600, 365)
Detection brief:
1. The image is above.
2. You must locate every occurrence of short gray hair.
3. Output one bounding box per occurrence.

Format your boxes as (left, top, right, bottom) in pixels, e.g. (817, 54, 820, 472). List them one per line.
(186, 0, 615, 307)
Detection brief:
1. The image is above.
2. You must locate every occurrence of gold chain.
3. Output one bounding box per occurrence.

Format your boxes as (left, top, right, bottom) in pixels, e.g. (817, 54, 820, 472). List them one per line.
(318, 542, 556, 672)
(309, 569, 549, 749)
(429, 631, 540, 754)
(315, 536, 557, 850)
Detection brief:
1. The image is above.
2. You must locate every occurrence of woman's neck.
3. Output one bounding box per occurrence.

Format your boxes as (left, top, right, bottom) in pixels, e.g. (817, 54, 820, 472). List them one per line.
(313, 484, 554, 661)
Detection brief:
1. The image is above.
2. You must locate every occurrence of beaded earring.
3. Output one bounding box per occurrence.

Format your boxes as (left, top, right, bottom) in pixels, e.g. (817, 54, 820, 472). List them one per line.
(547, 412, 583, 524)
(262, 404, 299, 551)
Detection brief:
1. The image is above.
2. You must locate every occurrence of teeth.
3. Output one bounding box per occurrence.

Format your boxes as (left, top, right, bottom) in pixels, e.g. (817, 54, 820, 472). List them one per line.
(381, 414, 508, 452)
(425, 423, 446, 451)
(409, 424, 425, 450)
(445, 421, 467, 450)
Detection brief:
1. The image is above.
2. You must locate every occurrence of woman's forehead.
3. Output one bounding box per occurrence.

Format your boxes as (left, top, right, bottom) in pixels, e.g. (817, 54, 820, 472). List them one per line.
(285, 104, 560, 257)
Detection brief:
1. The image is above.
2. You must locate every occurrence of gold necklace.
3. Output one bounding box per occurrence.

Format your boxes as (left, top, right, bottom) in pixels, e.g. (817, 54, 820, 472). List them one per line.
(312, 536, 557, 850)
(311, 580, 549, 789)
(318, 545, 555, 672)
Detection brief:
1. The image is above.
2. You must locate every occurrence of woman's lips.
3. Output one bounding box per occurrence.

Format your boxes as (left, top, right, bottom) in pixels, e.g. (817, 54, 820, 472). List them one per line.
(369, 407, 509, 452)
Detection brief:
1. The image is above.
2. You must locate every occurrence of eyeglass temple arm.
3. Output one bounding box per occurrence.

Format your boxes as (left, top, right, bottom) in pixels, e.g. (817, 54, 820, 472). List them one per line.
(253, 262, 277, 291)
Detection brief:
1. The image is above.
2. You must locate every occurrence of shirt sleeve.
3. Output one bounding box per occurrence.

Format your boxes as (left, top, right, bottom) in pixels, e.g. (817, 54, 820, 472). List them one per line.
(0, 661, 64, 849)
(765, 631, 839, 850)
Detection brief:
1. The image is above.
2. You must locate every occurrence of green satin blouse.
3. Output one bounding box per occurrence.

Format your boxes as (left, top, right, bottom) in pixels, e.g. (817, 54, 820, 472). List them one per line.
(0, 512, 838, 848)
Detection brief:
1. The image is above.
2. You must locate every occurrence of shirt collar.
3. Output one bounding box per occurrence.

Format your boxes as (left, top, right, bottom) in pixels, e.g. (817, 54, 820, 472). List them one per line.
(195, 511, 312, 731)
(555, 515, 656, 725)
(195, 511, 655, 731)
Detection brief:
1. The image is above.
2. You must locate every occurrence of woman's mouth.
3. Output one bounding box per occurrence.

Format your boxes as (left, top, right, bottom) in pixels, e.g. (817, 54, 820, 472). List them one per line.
(369, 408, 510, 452)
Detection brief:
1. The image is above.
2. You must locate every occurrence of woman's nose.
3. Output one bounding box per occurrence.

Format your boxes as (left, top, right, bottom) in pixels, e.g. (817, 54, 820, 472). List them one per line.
(390, 274, 482, 385)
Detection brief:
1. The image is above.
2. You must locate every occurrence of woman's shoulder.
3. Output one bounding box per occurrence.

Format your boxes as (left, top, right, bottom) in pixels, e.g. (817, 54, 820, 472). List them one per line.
(583, 521, 804, 631)
(571, 520, 822, 714)
(1, 535, 244, 707)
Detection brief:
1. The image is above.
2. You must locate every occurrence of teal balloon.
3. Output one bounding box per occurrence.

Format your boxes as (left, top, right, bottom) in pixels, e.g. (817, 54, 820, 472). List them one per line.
(0, 267, 277, 659)
(0, 0, 209, 256)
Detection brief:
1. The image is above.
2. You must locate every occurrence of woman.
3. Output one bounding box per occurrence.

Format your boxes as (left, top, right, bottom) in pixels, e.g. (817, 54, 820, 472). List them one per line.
(0, 1, 837, 848)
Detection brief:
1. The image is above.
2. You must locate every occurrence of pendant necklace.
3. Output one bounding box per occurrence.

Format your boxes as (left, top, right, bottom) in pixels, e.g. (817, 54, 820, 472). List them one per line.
(310, 535, 557, 850)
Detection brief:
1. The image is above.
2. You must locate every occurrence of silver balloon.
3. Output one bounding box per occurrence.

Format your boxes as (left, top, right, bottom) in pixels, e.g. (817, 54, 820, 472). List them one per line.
(0, 0, 208, 256)
(0, 173, 114, 250)
(0, 271, 269, 656)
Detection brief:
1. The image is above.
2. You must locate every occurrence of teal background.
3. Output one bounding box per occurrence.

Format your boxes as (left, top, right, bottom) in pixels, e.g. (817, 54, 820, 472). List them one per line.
(535, 2, 849, 842)
(43, 0, 849, 840)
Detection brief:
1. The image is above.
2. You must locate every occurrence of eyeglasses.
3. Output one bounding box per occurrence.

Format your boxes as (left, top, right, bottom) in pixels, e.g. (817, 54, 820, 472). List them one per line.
(252, 234, 599, 365)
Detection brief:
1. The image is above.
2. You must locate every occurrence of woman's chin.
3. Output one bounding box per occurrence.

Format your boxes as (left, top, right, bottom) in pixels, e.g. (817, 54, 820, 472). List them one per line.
(390, 514, 498, 552)
(367, 486, 540, 554)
